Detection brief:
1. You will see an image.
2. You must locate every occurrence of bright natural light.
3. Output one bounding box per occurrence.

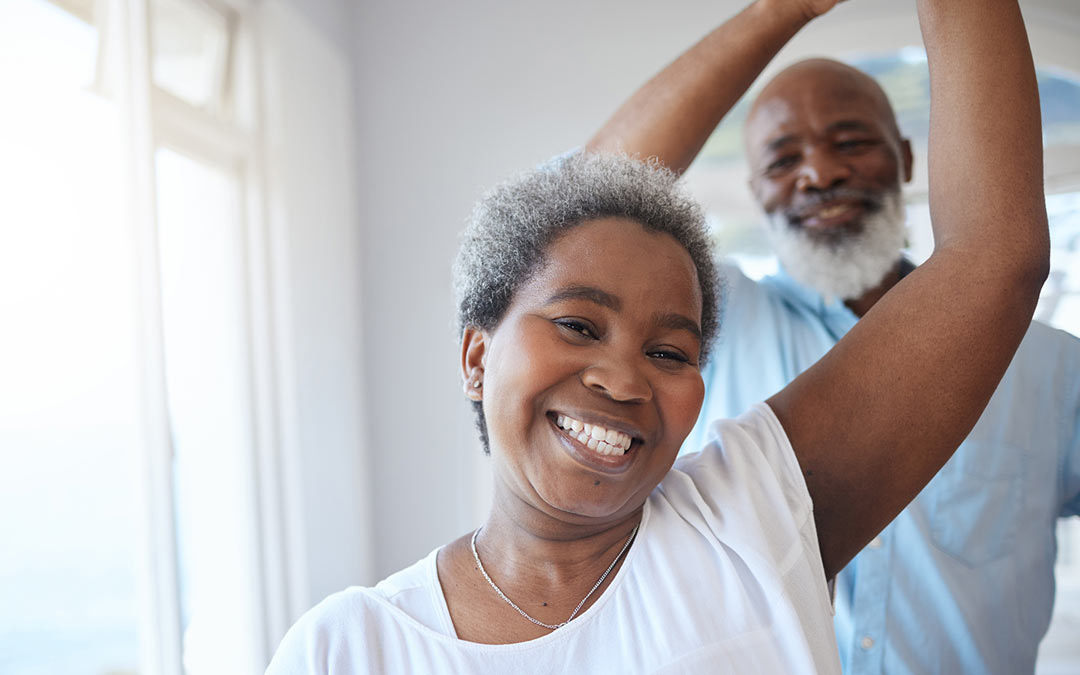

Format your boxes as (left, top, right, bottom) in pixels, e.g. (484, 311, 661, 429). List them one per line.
(1, 1, 264, 673)
(0, 1, 143, 673)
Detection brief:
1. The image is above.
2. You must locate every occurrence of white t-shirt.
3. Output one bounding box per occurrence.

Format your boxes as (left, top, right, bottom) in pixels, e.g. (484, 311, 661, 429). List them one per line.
(266, 404, 841, 674)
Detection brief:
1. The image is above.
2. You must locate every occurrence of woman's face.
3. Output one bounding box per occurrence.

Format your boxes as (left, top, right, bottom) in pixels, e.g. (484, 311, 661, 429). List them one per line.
(464, 217, 706, 525)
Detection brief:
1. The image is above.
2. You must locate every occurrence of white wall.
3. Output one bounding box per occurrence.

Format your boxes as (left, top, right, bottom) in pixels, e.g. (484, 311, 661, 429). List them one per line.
(347, 0, 1080, 581)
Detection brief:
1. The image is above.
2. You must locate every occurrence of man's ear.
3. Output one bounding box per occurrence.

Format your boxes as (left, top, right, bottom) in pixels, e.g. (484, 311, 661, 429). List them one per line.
(461, 326, 488, 401)
(901, 138, 914, 184)
(748, 173, 763, 203)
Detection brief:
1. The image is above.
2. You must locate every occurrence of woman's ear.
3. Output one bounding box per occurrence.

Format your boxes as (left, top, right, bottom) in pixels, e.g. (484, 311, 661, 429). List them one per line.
(461, 326, 488, 401)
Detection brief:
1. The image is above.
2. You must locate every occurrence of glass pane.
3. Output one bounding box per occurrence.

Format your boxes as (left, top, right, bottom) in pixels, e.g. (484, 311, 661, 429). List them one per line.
(0, 2, 142, 673)
(150, 0, 229, 110)
(0, 0, 98, 91)
(1040, 71, 1080, 147)
(154, 147, 262, 675)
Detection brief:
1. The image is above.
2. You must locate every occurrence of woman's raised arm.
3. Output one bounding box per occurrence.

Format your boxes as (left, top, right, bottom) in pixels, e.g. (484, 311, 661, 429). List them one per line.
(769, 0, 1049, 576)
(586, 0, 841, 172)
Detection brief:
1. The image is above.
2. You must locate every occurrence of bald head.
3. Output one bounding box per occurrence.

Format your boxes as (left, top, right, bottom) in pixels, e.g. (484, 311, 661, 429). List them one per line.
(747, 59, 903, 157)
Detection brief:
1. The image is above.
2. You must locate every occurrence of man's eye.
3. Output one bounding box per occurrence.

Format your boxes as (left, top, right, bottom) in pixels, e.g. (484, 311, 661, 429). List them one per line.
(555, 319, 597, 339)
(836, 138, 875, 151)
(765, 155, 799, 174)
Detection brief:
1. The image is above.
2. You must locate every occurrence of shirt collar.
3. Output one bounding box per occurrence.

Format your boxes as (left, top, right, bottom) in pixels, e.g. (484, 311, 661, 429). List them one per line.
(766, 265, 856, 319)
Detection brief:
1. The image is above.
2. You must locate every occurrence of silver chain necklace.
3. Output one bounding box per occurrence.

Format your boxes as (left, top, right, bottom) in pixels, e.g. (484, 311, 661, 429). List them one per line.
(470, 524, 639, 631)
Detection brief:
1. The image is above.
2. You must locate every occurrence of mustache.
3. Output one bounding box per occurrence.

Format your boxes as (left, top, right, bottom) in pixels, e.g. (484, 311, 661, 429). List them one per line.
(785, 188, 885, 222)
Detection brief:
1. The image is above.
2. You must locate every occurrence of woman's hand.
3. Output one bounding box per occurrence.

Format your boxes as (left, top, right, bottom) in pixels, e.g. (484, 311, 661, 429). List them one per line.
(760, 0, 846, 21)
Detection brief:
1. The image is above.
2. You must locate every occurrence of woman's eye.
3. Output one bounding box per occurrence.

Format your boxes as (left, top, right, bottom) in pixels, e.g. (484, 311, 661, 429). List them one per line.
(555, 319, 597, 339)
(648, 348, 689, 364)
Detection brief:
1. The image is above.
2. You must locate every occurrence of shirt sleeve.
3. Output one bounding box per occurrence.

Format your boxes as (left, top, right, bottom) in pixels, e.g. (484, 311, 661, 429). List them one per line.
(265, 591, 368, 675)
(674, 402, 817, 555)
(265, 612, 328, 675)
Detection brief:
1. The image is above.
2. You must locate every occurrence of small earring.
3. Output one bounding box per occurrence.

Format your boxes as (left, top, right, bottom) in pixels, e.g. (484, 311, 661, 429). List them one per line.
(473, 380, 482, 389)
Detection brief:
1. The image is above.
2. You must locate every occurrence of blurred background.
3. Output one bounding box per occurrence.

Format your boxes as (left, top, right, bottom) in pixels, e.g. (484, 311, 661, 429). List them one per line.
(0, 0, 1077, 673)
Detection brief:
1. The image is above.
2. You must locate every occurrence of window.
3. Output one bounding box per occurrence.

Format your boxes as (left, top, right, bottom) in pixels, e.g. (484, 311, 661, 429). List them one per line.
(0, 2, 143, 672)
(0, 1, 280, 673)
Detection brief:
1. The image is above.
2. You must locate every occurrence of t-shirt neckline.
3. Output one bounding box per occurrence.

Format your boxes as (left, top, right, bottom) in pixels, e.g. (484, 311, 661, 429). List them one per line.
(428, 500, 653, 647)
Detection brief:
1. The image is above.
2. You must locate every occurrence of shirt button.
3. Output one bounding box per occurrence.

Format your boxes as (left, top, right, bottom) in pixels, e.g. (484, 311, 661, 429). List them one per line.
(861, 636, 875, 650)
(868, 537, 883, 550)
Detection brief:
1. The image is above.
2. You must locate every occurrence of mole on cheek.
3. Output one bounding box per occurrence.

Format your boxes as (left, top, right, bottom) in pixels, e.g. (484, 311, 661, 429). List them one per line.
(593, 480, 601, 486)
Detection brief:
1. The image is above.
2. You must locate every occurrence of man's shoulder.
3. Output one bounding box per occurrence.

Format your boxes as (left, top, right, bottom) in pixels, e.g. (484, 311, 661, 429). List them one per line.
(1022, 319, 1080, 348)
(1012, 320, 1080, 372)
(717, 260, 793, 311)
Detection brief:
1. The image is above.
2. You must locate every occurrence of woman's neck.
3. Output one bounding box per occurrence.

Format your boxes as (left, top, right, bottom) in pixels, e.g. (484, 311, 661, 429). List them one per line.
(477, 498, 643, 588)
(436, 495, 643, 644)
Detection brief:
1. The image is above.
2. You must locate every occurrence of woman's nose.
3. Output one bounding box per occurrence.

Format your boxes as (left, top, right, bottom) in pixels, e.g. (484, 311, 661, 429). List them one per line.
(580, 356, 652, 403)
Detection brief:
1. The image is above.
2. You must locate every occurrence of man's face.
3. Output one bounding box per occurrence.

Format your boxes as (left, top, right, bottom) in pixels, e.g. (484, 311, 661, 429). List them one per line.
(745, 63, 913, 299)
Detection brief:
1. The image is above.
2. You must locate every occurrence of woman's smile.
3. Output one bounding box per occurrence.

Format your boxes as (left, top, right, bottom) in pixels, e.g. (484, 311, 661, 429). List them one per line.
(548, 411, 640, 474)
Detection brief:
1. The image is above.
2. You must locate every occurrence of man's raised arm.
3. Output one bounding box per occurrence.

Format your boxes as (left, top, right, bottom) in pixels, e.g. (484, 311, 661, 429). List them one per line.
(586, 0, 842, 171)
(768, 0, 1049, 576)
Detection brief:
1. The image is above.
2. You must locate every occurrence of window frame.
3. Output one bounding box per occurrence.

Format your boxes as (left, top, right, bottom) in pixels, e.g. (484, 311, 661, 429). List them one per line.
(92, 0, 292, 669)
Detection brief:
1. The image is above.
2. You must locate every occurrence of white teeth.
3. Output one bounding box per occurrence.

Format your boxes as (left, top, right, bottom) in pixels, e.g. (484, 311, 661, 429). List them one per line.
(554, 413, 633, 455)
(817, 204, 850, 218)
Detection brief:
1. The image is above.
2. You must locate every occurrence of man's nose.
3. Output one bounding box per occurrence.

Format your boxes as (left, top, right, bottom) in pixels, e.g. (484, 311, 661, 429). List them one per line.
(581, 353, 652, 403)
(795, 148, 851, 192)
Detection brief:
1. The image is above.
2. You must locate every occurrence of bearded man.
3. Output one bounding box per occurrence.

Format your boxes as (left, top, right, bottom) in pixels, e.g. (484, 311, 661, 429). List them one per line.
(587, 3, 1080, 673)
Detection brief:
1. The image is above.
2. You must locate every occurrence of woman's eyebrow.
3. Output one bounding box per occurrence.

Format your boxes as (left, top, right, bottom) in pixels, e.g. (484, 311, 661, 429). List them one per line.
(654, 312, 702, 341)
(545, 285, 621, 310)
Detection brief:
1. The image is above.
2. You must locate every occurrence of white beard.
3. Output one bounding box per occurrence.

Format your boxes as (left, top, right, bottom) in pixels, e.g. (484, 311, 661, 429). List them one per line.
(764, 191, 907, 301)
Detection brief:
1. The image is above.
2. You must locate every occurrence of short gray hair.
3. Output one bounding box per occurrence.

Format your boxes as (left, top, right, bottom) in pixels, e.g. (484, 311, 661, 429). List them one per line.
(453, 151, 722, 451)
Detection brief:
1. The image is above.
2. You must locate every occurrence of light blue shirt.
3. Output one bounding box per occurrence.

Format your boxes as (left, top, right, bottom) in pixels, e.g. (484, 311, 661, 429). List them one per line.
(682, 262, 1080, 675)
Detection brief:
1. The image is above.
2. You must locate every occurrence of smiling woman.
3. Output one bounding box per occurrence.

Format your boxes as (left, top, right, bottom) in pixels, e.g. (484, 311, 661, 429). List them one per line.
(268, 151, 844, 673)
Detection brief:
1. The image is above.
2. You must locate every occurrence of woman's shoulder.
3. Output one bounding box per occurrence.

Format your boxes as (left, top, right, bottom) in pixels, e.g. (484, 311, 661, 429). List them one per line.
(673, 403, 798, 479)
(264, 586, 384, 674)
(663, 402, 812, 528)
(266, 550, 452, 674)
